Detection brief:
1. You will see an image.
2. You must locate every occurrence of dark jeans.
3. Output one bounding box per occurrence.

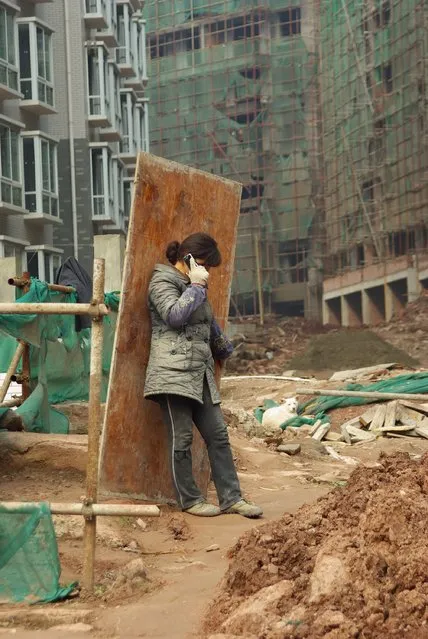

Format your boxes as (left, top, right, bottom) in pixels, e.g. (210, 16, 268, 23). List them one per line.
(158, 380, 242, 511)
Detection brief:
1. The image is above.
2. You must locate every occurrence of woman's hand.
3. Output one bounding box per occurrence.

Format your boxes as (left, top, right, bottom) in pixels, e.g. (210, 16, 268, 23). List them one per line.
(188, 256, 209, 287)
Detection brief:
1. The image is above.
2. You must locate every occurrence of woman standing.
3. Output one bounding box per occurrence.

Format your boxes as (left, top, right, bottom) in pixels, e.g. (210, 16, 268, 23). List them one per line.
(144, 233, 262, 519)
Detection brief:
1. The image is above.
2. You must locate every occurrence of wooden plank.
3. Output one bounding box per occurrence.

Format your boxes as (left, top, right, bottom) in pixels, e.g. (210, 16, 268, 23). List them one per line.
(368, 405, 387, 431)
(346, 424, 376, 442)
(359, 405, 379, 428)
(312, 423, 330, 441)
(398, 400, 428, 415)
(99, 153, 242, 502)
(383, 401, 398, 431)
(329, 363, 399, 382)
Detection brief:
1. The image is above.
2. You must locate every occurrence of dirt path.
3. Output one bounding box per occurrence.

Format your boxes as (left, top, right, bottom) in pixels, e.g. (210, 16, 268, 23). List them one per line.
(3, 376, 428, 638)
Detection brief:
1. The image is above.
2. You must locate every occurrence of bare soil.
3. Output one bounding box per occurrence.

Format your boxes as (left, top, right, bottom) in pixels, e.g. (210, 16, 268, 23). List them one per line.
(3, 359, 428, 637)
(205, 452, 428, 639)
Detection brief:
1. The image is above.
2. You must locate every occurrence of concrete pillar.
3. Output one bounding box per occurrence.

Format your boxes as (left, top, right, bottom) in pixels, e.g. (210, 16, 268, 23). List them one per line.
(0, 257, 21, 302)
(94, 235, 126, 292)
(384, 284, 394, 322)
(322, 299, 329, 325)
(341, 295, 349, 327)
(362, 289, 370, 325)
(407, 267, 421, 303)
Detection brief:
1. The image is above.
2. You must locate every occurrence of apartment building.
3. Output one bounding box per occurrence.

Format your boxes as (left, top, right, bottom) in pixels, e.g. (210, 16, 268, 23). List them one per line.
(0, 0, 149, 282)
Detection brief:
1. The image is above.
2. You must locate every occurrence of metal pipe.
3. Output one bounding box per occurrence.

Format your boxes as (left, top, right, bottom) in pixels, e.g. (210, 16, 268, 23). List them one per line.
(297, 388, 428, 402)
(0, 341, 25, 404)
(82, 258, 105, 592)
(64, 0, 79, 260)
(0, 502, 160, 517)
(0, 303, 108, 316)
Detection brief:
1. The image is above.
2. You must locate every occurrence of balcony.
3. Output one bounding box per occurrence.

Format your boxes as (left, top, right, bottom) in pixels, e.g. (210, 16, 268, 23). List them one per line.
(100, 61, 122, 142)
(0, 3, 21, 101)
(22, 131, 61, 226)
(87, 42, 111, 128)
(18, 18, 56, 115)
(94, 0, 118, 48)
(116, 2, 143, 78)
(84, 0, 109, 30)
(124, 17, 148, 91)
(90, 143, 116, 224)
(0, 116, 25, 216)
(100, 157, 126, 233)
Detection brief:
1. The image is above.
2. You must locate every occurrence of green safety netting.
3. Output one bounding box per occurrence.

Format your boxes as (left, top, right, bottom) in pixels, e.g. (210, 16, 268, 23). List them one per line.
(254, 373, 428, 429)
(0, 278, 119, 434)
(0, 503, 77, 604)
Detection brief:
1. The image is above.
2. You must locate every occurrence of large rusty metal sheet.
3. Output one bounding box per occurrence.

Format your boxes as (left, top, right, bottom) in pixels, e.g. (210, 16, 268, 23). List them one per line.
(99, 153, 242, 502)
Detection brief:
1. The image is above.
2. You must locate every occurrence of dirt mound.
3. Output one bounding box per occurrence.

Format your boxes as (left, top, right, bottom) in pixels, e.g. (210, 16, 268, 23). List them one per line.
(376, 291, 428, 368)
(288, 329, 418, 373)
(204, 453, 428, 638)
(226, 317, 332, 375)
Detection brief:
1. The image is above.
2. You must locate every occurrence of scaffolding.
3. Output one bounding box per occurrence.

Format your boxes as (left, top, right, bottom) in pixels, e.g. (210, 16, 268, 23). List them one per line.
(320, 0, 428, 277)
(145, 0, 428, 318)
(146, 0, 322, 317)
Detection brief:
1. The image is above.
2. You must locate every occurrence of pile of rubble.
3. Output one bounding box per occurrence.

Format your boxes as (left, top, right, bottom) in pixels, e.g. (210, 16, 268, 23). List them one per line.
(310, 399, 428, 446)
(204, 452, 428, 638)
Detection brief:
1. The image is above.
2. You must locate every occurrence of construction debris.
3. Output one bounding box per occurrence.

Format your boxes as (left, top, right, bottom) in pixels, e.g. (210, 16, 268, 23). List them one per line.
(337, 399, 428, 444)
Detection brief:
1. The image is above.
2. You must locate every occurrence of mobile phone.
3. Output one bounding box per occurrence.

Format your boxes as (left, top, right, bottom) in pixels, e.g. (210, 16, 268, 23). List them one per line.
(183, 253, 193, 268)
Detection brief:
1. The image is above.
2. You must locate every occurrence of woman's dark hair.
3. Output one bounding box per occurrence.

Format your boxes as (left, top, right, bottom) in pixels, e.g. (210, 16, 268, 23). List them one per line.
(166, 233, 222, 267)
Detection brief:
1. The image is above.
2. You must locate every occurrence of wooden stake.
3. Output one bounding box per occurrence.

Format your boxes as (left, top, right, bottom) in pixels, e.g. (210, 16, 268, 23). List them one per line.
(0, 341, 25, 404)
(296, 388, 428, 402)
(254, 233, 264, 326)
(0, 502, 160, 517)
(82, 258, 105, 592)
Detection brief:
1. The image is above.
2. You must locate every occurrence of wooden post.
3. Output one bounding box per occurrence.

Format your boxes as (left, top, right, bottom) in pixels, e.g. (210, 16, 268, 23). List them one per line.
(254, 233, 264, 326)
(0, 341, 25, 404)
(0, 502, 160, 517)
(297, 388, 428, 402)
(82, 258, 105, 592)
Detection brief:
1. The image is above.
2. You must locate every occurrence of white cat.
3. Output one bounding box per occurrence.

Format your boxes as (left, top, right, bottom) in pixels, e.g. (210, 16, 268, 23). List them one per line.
(262, 397, 299, 435)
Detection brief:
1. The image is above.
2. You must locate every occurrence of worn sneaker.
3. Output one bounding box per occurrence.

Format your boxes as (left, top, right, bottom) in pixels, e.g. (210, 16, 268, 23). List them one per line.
(184, 502, 220, 517)
(224, 499, 263, 519)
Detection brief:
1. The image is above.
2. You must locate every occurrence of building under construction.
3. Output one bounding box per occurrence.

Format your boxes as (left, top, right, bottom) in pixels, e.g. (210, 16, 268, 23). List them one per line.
(321, 0, 428, 326)
(146, 0, 428, 323)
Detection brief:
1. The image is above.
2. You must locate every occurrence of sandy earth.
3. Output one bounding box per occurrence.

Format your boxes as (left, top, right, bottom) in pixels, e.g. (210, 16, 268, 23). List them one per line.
(2, 377, 428, 638)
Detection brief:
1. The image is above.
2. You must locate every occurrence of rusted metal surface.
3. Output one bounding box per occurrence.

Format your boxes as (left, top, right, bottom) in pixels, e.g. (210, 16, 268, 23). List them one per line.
(8, 277, 75, 295)
(99, 153, 242, 502)
(82, 258, 105, 592)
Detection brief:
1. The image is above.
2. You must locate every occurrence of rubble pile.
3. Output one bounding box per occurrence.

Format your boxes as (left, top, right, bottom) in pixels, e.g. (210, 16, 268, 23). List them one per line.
(204, 453, 428, 638)
(226, 319, 417, 375)
(226, 317, 332, 375)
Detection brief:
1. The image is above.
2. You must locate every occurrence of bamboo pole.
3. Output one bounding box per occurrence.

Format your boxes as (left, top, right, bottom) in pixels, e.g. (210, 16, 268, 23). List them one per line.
(8, 277, 76, 295)
(296, 388, 428, 402)
(82, 258, 105, 592)
(0, 502, 160, 517)
(0, 302, 108, 316)
(0, 397, 22, 408)
(0, 341, 25, 404)
(253, 233, 264, 327)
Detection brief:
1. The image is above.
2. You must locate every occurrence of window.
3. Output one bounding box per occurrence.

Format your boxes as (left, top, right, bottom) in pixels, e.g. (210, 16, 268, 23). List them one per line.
(90, 145, 114, 220)
(116, 3, 134, 68)
(0, 4, 18, 92)
(85, 0, 107, 16)
(87, 44, 110, 122)
(18, 20, 54, 107)
(120, 89, 138, 154)
(107, 61, 121, 133)
(135, 100, 149, 152)
(278, 8, 301, 36)
(22, 133, 58, 217)
(123, 177, 133, 217)
(112, 157, 125, 228)
(0, 237, 26, 271)
(0, 121, 22, 208)
(374, 0, 391, 28)
(25, 248, 62, 282)
(375, 63, 393, 94)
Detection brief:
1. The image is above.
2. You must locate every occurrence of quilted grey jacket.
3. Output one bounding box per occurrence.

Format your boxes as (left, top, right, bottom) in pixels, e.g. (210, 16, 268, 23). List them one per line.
(144, 264, 223, 404)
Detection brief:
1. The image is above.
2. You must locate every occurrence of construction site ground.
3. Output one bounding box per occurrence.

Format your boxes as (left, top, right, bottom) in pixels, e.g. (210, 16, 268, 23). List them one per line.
(3, 300, 428, 639)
